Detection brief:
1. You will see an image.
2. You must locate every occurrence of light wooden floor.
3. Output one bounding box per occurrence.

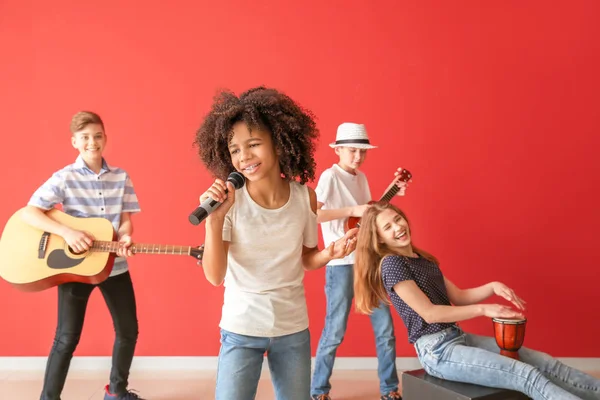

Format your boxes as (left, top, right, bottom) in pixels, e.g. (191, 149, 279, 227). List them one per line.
(2, 369, 599, 399)
(3, 369, 391, 399)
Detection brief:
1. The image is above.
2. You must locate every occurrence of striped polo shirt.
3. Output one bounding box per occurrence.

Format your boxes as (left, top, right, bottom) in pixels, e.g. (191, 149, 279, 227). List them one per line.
(28, 155, 141, 277)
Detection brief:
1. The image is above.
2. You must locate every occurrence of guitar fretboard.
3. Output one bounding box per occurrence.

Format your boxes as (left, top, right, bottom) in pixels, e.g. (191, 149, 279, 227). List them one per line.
(380, 184, 400, 202)
(91, 241, 191, 255)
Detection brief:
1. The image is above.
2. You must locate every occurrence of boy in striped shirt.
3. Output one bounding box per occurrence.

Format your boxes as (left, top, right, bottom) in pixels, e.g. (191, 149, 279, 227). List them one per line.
(21, 111, 145, 400)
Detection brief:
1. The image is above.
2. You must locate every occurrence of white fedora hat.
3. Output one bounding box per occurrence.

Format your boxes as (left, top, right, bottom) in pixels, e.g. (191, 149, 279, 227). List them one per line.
(329, 122, 377, 149)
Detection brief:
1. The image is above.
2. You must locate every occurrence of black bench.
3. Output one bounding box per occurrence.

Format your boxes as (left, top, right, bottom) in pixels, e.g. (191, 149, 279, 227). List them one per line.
(402, 369, 531, 399)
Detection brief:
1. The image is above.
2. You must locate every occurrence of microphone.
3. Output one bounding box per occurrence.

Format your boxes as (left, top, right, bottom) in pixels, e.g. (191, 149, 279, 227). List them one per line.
(188, 172, 246, 225)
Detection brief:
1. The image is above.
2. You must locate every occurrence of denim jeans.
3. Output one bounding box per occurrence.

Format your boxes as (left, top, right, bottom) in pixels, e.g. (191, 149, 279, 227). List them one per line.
(215, 328, 311, 400)
(415, 326, 600, 400)
(311, 264, 399, 396)
(40, 271, 139, 400)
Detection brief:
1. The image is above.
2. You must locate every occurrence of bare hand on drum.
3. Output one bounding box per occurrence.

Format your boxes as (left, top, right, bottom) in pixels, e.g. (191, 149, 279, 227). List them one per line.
(483, 304, 525, 320)
(492, 282, 526, 310)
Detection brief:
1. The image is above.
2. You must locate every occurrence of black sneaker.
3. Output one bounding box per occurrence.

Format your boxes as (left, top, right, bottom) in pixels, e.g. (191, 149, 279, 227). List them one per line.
(104, 384, 145, 400)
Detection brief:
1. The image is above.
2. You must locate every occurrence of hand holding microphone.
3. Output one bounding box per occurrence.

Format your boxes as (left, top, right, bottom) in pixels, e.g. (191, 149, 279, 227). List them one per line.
(189, 172, 245, 225)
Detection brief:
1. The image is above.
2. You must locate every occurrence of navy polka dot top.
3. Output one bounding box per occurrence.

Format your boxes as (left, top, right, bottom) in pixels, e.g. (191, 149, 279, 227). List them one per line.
(381, 254, 456, 344)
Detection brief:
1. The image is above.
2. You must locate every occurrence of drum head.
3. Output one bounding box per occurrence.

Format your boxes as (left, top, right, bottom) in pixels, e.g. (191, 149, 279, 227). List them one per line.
(492, 317, 527, 324)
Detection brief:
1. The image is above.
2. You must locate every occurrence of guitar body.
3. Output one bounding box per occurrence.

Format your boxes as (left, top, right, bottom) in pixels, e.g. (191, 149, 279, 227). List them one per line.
(344, 201, 375, 231)
(0, 208, 116, 292)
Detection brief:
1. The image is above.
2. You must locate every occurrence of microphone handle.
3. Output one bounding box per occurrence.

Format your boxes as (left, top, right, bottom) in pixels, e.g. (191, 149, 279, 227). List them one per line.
(189, 180, 235, 226)
(188, 196, 223, 225)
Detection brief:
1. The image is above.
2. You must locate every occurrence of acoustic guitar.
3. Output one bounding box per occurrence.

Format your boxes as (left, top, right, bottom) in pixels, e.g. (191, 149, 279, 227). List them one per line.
(344, 168, 412, 231)
(0, 208, 204, 292)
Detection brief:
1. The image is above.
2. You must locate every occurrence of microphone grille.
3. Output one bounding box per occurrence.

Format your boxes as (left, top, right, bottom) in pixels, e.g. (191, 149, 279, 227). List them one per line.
(227, 171, 246, 189)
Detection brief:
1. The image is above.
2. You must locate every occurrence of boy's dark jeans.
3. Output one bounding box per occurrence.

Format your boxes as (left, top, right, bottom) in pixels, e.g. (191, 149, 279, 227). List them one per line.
(40, 271, 139, 400)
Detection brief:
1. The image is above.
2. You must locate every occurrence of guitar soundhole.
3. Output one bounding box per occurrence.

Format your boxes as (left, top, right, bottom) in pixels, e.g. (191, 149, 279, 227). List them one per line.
(67, 246, 87, 256)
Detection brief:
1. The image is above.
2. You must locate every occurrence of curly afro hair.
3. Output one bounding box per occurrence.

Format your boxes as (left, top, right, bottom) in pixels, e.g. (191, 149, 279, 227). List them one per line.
(193, 86, 319, 184)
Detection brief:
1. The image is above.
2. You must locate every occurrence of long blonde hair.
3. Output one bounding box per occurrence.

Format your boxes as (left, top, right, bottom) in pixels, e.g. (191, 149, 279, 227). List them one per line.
(353, 202, 438, 315)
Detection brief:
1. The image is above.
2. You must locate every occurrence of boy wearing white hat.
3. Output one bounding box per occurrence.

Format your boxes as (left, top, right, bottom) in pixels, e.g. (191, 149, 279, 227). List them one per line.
(311, 123, 406, 400)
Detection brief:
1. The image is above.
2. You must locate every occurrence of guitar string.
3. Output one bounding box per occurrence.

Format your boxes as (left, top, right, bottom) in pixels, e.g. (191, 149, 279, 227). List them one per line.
(89, 242, 192, 255)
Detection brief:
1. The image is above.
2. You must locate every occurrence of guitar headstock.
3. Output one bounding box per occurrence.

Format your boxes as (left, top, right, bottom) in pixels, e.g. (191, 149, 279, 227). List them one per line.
(190, 244, 205, 261)
(398, 168, 412, 183)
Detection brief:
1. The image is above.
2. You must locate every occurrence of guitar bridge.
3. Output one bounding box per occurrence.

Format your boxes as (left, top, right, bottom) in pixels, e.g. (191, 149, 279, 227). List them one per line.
(38, 232, 50, 259)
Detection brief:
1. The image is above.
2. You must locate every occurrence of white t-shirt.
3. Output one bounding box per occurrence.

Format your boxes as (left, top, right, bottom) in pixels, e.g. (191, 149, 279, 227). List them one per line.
(315, 164, 371, 266)
(220, 181, 318, 337)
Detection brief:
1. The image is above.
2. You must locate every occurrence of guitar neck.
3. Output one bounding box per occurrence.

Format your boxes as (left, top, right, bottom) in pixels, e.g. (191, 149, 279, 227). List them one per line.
(91, 241, 192, 256)
(379, 184, 400, 203)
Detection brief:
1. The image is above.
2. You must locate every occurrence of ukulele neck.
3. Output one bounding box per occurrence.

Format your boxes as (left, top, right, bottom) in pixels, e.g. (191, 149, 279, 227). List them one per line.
(380, 184, 400, 202)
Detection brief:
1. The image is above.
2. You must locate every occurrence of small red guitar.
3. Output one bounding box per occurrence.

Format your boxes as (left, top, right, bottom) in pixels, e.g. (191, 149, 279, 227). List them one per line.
(344, 168, 412, 231)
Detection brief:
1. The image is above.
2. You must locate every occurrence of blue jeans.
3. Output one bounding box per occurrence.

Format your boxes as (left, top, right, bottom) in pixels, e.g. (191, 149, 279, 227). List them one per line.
(311, 264, 399, 396)
(415, 326, 600, 400)
(215, 328, 311, 400)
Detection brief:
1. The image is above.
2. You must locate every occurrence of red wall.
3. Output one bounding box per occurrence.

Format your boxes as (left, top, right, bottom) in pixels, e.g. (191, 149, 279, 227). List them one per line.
(1, 0, 599, 358)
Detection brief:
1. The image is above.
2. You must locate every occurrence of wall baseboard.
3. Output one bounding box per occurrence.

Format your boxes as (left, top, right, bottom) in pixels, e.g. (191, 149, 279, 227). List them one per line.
(1, 357, 599, 372)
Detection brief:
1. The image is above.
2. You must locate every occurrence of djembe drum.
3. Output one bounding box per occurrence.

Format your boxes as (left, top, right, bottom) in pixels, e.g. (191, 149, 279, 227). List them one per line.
(492, 318, 527, 360)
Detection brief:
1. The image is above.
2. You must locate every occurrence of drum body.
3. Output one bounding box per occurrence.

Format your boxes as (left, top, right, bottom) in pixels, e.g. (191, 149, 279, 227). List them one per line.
(492, 318, 527, 360)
